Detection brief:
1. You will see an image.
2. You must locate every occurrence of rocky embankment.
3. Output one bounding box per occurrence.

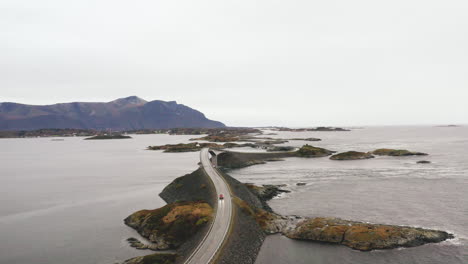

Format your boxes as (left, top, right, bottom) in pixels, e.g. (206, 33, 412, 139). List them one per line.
(244, 184, 290, 211)
(330, 151, 374, 160)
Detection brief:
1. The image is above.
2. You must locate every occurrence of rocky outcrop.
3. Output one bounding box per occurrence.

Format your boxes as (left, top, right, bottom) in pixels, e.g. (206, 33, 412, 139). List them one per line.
(417, 160, 431, 164)
(283, 217, 453, 251)
(291, 138, 321, 141)
(159, 168, 216, 207)
(265, 146, 295, 152)
(295, 144, 334, 157)
(244, 184, 290, 202)
(330, 151, 374, 160)
(372, 148, 428, 156)
(124, 201, 213, 250)
(84, 134, 132, 140)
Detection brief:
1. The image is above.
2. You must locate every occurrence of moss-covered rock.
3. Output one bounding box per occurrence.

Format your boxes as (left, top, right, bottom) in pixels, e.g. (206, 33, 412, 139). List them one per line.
(284, 217, 453, 251)
(124, 201, 213, 249)
(295, 144, 334, 157)
(372, 148, 428, 156)
(330, 151, 374, 160)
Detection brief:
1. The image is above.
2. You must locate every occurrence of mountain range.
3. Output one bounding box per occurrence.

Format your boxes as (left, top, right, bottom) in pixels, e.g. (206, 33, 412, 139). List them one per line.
(0, 96, 225, 130)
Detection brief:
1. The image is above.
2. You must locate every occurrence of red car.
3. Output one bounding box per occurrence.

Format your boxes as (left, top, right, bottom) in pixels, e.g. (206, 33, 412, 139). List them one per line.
(219, 194, 224, 200)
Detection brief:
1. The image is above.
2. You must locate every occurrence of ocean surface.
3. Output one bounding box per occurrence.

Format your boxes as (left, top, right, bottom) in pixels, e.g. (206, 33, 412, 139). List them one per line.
(229, 126, 468, 264)
(0, 134, 200, 264)
(0, 126, 467, 264)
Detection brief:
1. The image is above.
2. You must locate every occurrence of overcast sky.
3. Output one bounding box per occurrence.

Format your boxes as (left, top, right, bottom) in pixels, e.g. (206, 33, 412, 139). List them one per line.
(1, 0, 467, 126)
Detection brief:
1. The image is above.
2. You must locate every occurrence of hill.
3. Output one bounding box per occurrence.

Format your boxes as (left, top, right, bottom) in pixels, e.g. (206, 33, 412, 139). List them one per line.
(0, 96, 225, 130)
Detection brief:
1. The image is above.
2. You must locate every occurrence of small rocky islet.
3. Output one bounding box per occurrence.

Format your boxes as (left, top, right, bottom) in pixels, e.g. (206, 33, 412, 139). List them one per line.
(282, 217, 453, 251)
(84, 134, 132, 140)
(417, 160, 432, 164)
(330, 151, 374, 160)
(372, 148, 428, 156)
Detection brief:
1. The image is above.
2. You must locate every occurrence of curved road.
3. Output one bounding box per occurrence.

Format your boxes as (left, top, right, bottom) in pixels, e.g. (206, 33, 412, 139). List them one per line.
(184, 148, 233, 264)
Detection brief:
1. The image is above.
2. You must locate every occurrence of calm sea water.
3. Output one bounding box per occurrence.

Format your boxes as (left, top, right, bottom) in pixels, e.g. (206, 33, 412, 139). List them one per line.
(0, 134, 200, 264)
(1, 127, 467, 264)
(229, 126, 468, 264)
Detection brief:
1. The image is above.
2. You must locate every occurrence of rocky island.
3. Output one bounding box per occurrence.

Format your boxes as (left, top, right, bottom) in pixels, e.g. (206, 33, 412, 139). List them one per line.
(84, 134, 132, 140)
(372, 148, 428, 156)
(282, 217, 453, 251)
(330, 151, 375, 160)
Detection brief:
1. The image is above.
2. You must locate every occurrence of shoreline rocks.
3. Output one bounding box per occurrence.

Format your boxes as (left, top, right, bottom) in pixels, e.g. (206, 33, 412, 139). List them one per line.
(291, 138, 321, 141)
(245, 184, 290, 202)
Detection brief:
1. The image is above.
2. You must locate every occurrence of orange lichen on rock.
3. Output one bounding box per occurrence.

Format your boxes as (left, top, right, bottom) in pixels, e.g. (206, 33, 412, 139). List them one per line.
(124, 201, 213, 249)
(284, 217, 453, 251)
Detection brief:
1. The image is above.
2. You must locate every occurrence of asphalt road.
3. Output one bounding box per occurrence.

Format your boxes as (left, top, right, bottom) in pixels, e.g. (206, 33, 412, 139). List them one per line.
(184, 148, 233, 264)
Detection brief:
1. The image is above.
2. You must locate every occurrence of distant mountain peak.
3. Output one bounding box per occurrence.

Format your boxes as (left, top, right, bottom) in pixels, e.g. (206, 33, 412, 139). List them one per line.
(110, 96, 147, 106)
